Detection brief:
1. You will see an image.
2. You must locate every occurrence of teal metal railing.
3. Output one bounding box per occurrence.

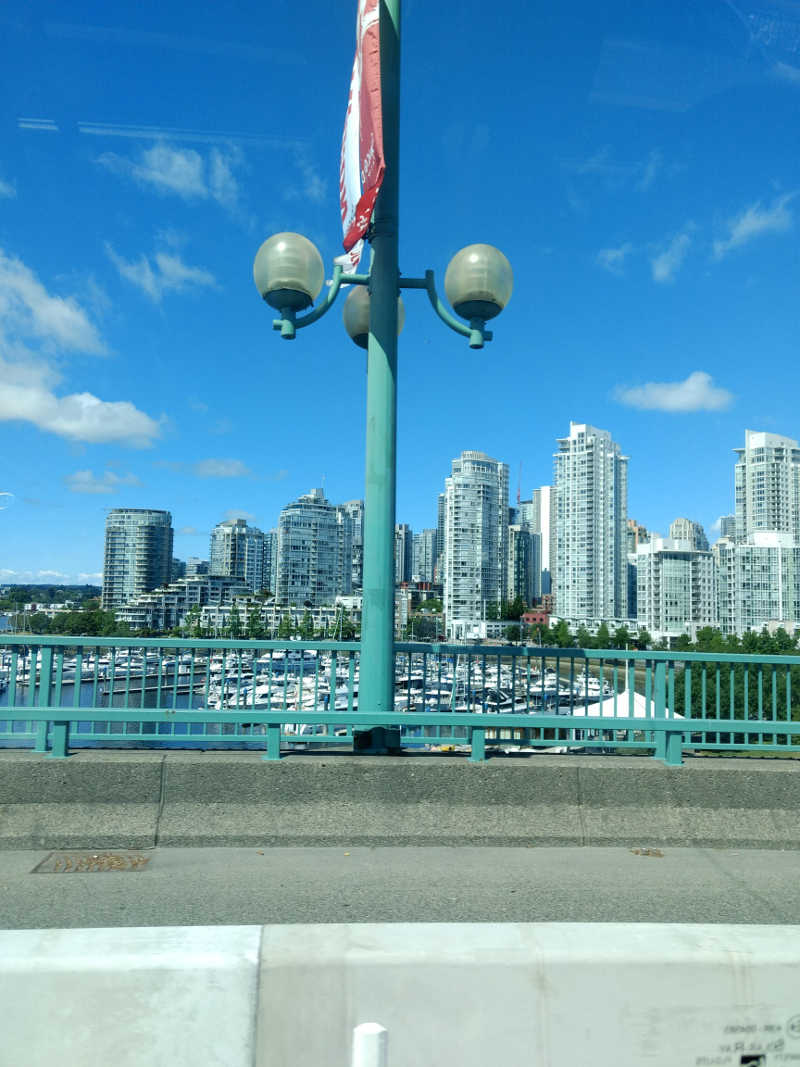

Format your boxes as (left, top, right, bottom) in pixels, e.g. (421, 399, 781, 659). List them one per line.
(2, 635, 800, 764)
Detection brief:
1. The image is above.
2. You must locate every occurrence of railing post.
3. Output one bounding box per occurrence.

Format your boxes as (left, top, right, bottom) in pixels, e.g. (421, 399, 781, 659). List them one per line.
(652, 659, 683, 765)
(47, 721, 70, 759)
(663, 728, 684, 767)
(263, 722, 281, 761)
(653, 659, 666, 762)
(469, 726, 486, 762)
(34, 646, 53, 754)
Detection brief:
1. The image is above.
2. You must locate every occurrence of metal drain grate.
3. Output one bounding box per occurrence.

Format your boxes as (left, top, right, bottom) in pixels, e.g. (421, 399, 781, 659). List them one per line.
(33, 851, 153, 873)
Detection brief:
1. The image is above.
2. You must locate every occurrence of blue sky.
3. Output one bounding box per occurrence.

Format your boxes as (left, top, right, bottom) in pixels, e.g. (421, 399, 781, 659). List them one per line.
(1, 0, 799, 582)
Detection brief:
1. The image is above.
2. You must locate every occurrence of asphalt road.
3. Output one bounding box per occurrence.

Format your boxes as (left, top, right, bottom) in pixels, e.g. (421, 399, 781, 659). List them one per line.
(2, 845, 800, 928)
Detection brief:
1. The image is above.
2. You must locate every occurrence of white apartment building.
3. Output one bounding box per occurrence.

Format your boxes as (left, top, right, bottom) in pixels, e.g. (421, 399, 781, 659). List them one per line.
(276, 489, 353, 606)
(518, 486, 555, 595)
(443, 451, 509, 639)
(715, 531, 800, 636)
(669, 518, 709, 551)
(713, 431, 800, 635)
(635, 536, 717, 642)
(554, 423, 628, 623)
(340, 500, 364, 590)
(209, 518, 266, 593)
(101, 508, 174, 612)
(734, 430, 800, 541)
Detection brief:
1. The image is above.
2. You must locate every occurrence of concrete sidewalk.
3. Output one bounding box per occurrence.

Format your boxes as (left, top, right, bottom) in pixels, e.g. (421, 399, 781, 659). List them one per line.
(1, 749, 799, 850)
(2, 845, 800, 929)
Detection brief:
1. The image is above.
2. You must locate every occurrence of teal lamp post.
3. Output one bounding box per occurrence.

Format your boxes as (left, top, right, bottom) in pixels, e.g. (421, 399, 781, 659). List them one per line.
(253, 0, 512, 724)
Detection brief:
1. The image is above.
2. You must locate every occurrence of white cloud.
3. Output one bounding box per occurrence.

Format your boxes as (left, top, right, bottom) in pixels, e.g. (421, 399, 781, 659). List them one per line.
(0, 491, 14, 510)
(0, 177, 16, 199)
(97, 142, 241, 207)
(597, 242, 633, 274)
(0, 250, 162, 447)
(651, 227, 693, 283)
(0, 567, 101, 583)
(713, 192, 796, 259)
(177, 525, 200, 535)
(284, 151, 327, 204)
(105, 243, 216, 303)
(223, 509, 256, 521)
(774, 61, 800, 85)
(0, 249, 105, 354)
(636, 149, 662, 191)
(66, 469, 143, 494)
(0, 374, 163, 446)
(615, 370, 734, 413)
(193, 458, 252, 478)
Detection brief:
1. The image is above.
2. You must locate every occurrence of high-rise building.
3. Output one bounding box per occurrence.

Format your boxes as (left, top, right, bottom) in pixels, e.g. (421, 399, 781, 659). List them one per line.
(669, 518, 709, 552)
(263, 530, 278, 595)
(186, 557, 209, 576)
(101, 508, 174, 611)
(554, 422, 628, 623)
(209, 518, 266, 593)
(412, 529, 438, 583)
(394, 523, 413, 585)
(507, 525, 540, 607)
(716, 531, 800, 636)
(443, 450, 509, 639)
(626, 519, 650, 554)
(519, 486, 556, 595)
(341, 500, 364, 591)
(715, 431, 800, 635)
(636, 536, 717, 641)
(435, 492, 446, 582)
(276, 488, 353, 606)
(734, 430, 800, 541)
(717, 515, 736, 541)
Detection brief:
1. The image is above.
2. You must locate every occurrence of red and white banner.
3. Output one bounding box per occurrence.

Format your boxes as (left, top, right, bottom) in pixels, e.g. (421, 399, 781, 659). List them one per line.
(338, 0, 385, 273)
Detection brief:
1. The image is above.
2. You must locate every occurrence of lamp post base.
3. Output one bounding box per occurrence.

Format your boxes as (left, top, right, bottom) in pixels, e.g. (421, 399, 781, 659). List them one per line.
(353, 727, 402, 755)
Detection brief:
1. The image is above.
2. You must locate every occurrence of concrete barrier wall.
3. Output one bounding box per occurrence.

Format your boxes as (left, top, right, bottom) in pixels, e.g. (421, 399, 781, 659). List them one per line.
(3, 922, 800, 1066)
(1, 750, 798, 850)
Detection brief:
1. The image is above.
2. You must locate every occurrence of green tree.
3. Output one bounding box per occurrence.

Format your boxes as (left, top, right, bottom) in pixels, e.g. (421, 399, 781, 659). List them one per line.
(551, 619, 574, 647)
(635, 629, 652, 650)
(503, 623, 522, 643)
(28, 612, 52, 634)
(228, 605, 242, 639)
(339, 608, 357, 640)
(420, 597, 442, 613)
(277, 613, 294, 639)
(486, 601, 500, 621)
(594, 622, 611, 648)
(246, 610, 266, 640)
(501, 597, 526, 621)
(299, 609, 315, 640)
(576, 625, 594, 649)
(612, 625, 631, 650)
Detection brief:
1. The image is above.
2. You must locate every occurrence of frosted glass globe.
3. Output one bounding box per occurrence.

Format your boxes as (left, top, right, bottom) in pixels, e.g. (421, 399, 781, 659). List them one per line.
(444, 244, 513, 321)
(253, 232, 325, 310)
(342, 287, 405, 349)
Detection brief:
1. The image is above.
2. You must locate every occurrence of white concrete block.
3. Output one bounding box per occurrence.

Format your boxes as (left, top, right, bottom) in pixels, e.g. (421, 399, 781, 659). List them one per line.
(0, 925, 261, 1067)
(257, 923, 800, 1067)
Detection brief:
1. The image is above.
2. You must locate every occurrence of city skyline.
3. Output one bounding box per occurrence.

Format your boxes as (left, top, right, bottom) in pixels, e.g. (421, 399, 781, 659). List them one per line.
(2, 422, 795, 584)
(3, 1, 800, 582)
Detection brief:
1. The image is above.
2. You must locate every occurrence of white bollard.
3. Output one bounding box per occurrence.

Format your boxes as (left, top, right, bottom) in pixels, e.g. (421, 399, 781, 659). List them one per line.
(351, 1022, 388, 1067)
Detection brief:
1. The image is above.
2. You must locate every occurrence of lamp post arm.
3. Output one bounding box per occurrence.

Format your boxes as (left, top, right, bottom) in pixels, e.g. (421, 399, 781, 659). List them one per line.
(271, 265, 370, 338)
(402, 270, 492, 349)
